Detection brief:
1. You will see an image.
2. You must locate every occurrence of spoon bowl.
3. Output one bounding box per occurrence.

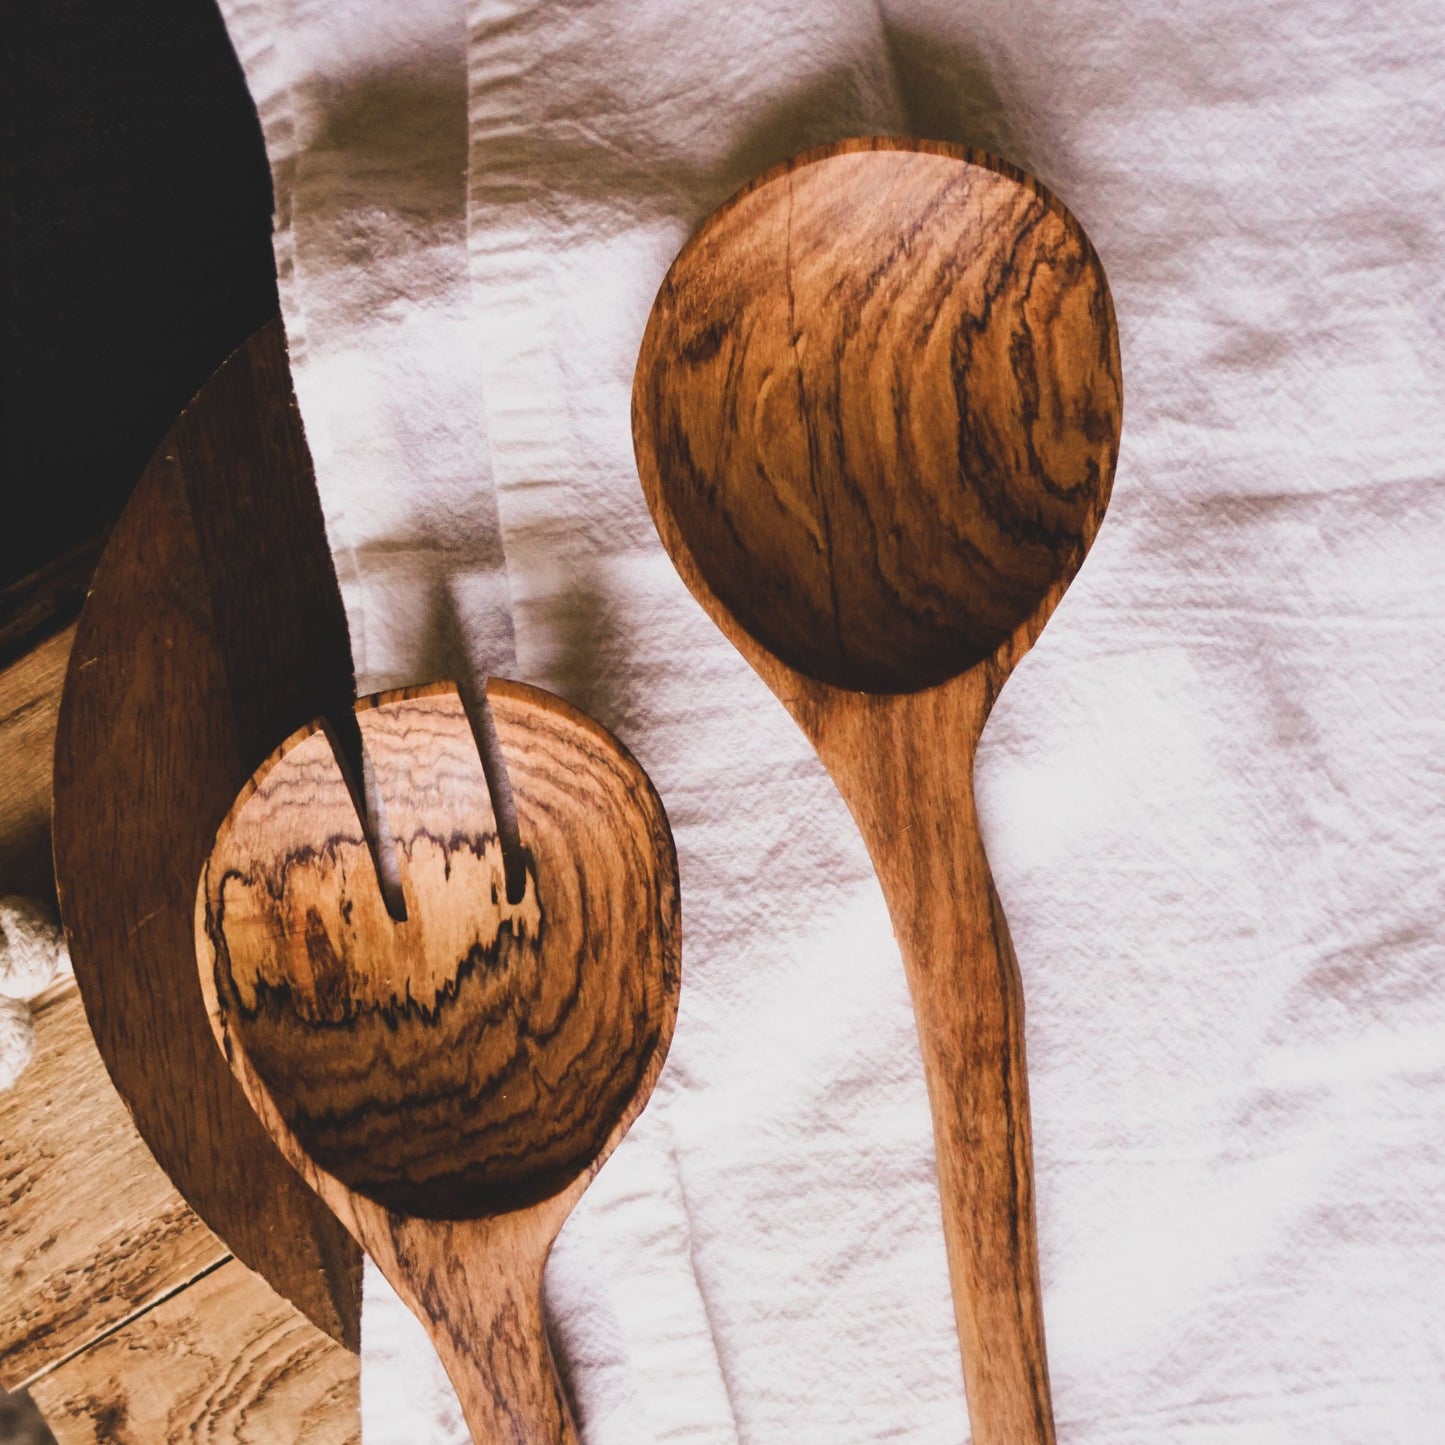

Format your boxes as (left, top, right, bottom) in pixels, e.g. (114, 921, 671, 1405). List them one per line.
(634, 137, 1121, 1443)
(196, 679, 679, 1443)
(637, 138, 1119, 694)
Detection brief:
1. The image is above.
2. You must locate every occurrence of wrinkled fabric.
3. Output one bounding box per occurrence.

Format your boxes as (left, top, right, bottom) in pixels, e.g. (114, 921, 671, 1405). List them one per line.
(0, 898, 72, 1091)
(218, 0, 1445, 1438)
(217, 0, 514, 696)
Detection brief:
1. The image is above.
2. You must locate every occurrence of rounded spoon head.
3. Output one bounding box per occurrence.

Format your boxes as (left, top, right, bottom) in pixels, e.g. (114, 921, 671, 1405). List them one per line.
(633, 137, 1122, 695)
(195, 679, 679, 1223)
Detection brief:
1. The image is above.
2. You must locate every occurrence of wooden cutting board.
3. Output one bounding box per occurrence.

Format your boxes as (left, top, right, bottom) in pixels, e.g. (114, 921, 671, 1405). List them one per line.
(51, 320, 363, 1346)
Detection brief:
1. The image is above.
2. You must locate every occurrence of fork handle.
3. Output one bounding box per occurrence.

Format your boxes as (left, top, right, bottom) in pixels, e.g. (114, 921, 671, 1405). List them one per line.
(370, 1214, 579, 1445)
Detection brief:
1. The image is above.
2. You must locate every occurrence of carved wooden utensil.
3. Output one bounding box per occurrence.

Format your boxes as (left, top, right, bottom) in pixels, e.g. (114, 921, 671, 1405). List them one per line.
(632, 137, 1122, 1442)
(195, 679, 680, 1444)
(54, 322, 363, 1344)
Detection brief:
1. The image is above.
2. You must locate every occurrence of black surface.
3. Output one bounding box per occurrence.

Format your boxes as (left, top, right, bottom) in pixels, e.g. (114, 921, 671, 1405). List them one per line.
(1, 0, 278, 590)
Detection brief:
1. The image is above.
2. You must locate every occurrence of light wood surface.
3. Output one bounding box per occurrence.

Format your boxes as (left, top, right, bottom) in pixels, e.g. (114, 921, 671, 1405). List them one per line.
(0, 619, 230, 1393)
(633, 137, 1122, 1444)
(0, 980, 222, 1391)
(28, 1257, 359, 1445)
(197, 681, 681, 1443)
(51, 320, 364, 1346)
(0, 615, 360, 1436)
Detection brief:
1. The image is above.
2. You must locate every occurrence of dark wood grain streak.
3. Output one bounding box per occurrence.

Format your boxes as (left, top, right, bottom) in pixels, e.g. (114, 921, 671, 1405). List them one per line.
(51, 320, 363, 1346)
(197, 680, 681, 1443)
(633, 137, 1123, 1445)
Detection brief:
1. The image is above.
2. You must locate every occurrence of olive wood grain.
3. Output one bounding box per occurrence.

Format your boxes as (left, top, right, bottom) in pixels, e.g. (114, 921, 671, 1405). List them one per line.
(196, 680, 681, 1444)
(633, 137, 1122, 1444)
(50, 320, 363, 1345)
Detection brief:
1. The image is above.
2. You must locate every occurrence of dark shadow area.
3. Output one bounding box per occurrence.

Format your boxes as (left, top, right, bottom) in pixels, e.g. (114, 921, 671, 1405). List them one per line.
(882, 20, 1033, 173)
(546, 561, 644, 746)
(0, 1387, 54, 1445)
(1, 0, 279, 590)
(460, 65, 902, 229)
(306, 68, 470, 172)
(421, 580, 526, 905)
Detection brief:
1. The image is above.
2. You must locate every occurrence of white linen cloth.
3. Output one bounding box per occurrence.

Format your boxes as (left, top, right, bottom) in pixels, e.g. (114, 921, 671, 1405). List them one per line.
(0, 897, 72, 1090)
(218, 0, 1445, 1439)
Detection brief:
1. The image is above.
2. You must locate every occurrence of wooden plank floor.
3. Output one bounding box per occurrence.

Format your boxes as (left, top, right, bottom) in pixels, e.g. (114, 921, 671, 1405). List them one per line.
(0, 622, 359, 1439)
(28, 1261, 359, 1445)
(0, 981, 224, 1388)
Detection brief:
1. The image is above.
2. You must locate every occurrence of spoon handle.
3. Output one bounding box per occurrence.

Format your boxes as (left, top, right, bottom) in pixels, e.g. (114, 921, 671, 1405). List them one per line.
(902, 830, 1054, 1445)
(370, 1215, 580, 1445)
(818, 681, 1055, 1445)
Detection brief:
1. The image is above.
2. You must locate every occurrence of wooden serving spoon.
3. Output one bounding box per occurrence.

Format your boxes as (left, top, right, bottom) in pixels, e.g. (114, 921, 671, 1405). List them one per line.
(194, 678, 680, 1444)
(632, 137, 1121, 1443)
